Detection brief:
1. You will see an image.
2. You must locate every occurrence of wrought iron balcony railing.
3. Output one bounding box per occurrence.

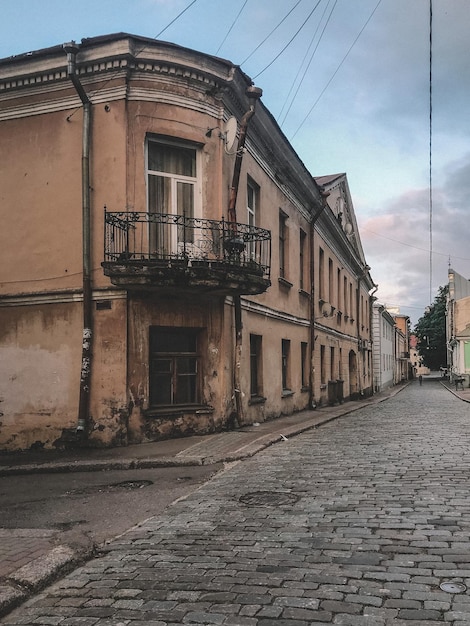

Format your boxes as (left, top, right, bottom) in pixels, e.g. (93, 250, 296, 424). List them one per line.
(102, 211, 271, 295)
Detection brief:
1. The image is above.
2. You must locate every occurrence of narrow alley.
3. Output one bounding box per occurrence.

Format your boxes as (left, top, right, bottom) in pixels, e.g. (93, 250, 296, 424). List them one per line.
(4, 379, 470, 625)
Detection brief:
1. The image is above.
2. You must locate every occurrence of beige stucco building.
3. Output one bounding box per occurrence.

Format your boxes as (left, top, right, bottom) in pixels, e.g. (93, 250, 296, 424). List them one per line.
(447, 268, 470, 384)
(0, 34, 374, 451)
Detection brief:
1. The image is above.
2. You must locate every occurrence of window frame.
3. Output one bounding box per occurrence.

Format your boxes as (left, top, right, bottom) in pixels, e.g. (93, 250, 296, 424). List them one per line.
(301, 341, 309, 390)
(279, 210, 289, 279)
(281, 338, 291, 393)
(299, 229, 307, 291)
(249, 334, 263, 398)
(146, 137, 202, 255)
(247, 176, 259, 227)
(149, 326, 201, 408)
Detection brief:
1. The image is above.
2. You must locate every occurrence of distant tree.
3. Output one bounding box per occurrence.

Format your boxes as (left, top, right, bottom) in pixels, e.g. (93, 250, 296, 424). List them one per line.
(413, 285, 448, 371)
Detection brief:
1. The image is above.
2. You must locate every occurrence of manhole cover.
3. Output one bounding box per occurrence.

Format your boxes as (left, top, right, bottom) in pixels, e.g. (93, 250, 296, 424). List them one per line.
(440, 581, 467, 594)
(239, 490, 299, 507)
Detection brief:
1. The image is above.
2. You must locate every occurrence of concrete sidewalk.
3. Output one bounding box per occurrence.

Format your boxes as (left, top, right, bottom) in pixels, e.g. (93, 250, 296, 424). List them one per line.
(0, 378, 462, 618)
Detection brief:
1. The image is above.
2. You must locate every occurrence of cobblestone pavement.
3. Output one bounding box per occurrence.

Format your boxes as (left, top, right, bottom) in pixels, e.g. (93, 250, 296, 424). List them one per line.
(4, 379, 470, 625)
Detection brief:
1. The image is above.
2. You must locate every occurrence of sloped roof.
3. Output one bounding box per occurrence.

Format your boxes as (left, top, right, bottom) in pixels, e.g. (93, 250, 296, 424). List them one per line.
(314, 173, 345, 187)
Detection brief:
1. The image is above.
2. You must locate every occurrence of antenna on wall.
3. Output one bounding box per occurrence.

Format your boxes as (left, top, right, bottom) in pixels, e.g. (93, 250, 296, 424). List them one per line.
(223, 116, 238, 153)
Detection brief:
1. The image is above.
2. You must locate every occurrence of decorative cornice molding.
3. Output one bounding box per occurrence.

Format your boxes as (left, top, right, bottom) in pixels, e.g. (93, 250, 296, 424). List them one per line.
(0, 289, 127, 307)
(239, 298, 310, 327)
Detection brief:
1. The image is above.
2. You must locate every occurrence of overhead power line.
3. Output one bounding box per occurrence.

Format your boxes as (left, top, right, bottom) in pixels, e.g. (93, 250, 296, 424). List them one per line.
(240, 0, 304, 66)
(429, 0, 433, 304)
(362, 227, 470, 262)
(279, 0, 337, 127)
(216, 0, 249, 55)
(252, 1, 323, 79)
(290, 0, 383, 140)
(154, 0, 200, 39)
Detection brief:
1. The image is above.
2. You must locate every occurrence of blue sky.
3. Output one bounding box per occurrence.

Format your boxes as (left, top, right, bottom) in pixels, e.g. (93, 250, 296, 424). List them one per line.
(2, 0, 469, 325)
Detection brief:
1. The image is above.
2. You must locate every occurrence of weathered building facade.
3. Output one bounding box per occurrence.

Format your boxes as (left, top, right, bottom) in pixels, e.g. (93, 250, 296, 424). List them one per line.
(372, 302, 395, 392)
(312, 174, 375, 405)
(393, 314, 411, 383)
(446, 267, 470, 384)
(0, 34, 374, 451)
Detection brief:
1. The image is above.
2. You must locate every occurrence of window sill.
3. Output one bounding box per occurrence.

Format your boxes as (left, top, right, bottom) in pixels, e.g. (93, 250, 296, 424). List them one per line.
(281, 389, 294, 398)
(298, 289, 310, 298)
(249, 395, 266, 405)
(144, 405, 214, 418)
(301, 386, 310, 393)
(278, 277, 293, 289)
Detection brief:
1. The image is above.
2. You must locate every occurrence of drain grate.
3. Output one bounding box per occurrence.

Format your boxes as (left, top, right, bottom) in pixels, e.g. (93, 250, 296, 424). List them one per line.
(239, 490, 299, 507)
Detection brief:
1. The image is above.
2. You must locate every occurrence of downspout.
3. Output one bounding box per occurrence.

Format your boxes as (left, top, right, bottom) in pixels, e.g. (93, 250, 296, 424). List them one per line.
(369, 283, 378, 393)
(356, 265, 371, 396)
(228, 85, 262, 427)
(308, 189, 329, 410)
(356, 274, 363, 396)
(64, 42, 92, 436)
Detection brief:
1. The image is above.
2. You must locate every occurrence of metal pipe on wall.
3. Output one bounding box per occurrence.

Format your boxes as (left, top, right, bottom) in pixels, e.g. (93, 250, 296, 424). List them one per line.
(227, 85, 262, 427)
(64, 42, 93, 436)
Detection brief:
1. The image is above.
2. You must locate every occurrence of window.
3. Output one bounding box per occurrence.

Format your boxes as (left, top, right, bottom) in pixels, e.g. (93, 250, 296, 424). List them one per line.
(328, 258, 333, 303)
(149, 327, 200, 406)
(247, 177, 260, 259)
(279, 210, 289, 279)
(299, 229, 306, 290)
(250, 334, 263, 397)
(337, 268, 341, 310)
(320, 344, 326, 385)
(319, 248, 325, 300)
(281, 339, 291, 392)
(147, 139, 198, 255)
(330, 346, 335, 380)
(301, 342, 309, 389)
(247, 177, 259, 227)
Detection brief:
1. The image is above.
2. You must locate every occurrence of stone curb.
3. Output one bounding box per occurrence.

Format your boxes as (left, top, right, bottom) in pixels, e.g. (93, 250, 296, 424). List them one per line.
(440, 379, 470, 403)
(0, 545, 92, 618)
(0, 388, 410, 478)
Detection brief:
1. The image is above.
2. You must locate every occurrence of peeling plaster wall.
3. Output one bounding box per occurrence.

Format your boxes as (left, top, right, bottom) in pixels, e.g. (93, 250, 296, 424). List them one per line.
(127, 294, 228, 442)
(86, 297, 128, 448)
(0, 303, 80, 450)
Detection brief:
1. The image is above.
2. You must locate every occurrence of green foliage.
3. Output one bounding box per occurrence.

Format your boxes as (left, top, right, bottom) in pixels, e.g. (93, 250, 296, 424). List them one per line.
(413, 285, 448, 371)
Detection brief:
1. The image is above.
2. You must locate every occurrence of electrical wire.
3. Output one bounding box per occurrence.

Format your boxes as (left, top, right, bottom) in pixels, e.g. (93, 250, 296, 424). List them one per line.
(362, 227, 470, 262)
(290, 0, 383, 140)
(216, 0, 249, 55)
(279, 0, 337, 127)
(154, 0, 200, 39)
(252, 1, 324, 80)
(66, 0, 201, 117)
(240, 0, 304, 66)
(429, 0, 433, 303)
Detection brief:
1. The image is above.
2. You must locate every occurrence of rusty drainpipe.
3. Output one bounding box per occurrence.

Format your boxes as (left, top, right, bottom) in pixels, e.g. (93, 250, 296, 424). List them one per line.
(228, 85, 262, 427)
(63, 42, 93, 436)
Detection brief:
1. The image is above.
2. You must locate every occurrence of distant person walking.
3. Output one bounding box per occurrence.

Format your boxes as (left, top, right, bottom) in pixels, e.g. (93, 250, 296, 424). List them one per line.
(419, 375, 423, 386)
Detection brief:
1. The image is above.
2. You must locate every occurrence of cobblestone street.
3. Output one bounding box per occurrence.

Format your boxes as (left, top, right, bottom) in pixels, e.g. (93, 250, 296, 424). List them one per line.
(4, 379, 470, 625)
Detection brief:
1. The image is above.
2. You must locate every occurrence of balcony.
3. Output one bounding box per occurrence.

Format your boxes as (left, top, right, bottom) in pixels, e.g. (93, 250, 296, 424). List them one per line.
(102, 211, 271, 295)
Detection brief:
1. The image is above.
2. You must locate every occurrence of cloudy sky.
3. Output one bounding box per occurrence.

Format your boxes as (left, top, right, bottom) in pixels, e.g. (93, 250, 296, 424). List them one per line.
(2, 0, 469, 325)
